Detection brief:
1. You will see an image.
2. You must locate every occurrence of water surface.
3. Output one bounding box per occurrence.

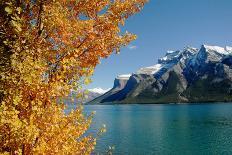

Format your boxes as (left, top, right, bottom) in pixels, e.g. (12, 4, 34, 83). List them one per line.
(70, 103, 232, 154)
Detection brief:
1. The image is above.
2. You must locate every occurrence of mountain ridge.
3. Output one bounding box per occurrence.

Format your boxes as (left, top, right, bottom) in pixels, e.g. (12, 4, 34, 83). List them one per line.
(89, 44, 232, 104)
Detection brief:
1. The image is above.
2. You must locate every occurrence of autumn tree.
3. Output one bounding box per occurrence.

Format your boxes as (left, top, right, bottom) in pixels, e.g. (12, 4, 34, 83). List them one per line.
(0, 0, 147, 154)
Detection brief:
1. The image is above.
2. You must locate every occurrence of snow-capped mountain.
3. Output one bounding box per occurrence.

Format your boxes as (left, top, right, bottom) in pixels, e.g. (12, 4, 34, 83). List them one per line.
(80, 88, 110, 103)
(89, 44, 232, 104)
(67, 87, 111, 104)
(88, 87, 111, 94)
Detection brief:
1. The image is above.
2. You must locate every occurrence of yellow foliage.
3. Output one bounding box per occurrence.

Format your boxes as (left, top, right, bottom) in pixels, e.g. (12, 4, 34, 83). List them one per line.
(0, 0, 147, 154)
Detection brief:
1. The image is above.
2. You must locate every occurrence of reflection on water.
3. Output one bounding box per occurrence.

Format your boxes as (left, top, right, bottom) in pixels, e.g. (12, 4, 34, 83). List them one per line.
(68, 103, 232, 154)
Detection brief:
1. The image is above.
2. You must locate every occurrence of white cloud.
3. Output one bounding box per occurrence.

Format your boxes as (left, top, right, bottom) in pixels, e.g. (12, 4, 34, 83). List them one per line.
(128, 45, 137, 50)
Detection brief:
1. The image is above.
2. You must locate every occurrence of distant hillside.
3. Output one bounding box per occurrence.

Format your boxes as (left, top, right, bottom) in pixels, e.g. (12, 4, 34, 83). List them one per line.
(63, 88, 110, 104)
(89, 45, 232, 104)
(85, 88, 110, 102)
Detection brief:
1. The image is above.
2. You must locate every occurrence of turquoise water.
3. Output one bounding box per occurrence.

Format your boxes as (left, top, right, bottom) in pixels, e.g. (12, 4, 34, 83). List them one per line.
(71, 103, 232, 154)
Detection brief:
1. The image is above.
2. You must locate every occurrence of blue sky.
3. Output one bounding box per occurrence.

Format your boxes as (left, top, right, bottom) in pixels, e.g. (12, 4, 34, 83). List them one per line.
(87, 0, 232, 89)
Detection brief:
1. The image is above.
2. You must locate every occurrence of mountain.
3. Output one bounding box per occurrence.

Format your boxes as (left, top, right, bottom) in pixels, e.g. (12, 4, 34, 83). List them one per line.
(65, 87, 110, 104)
(89, 45, 232, 104)
(88, 88, 111, 94)
(85, 88, 111, 102)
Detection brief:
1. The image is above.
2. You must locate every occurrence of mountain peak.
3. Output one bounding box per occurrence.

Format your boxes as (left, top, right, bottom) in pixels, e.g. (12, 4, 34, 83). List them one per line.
(183, 46, 198, 52)
(117, 74, 131, 80)
(201, 44, 229, 55)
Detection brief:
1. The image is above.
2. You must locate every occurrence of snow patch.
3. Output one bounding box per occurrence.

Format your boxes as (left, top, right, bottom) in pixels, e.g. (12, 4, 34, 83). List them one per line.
(166, 50, 176, 54)
(137, 64, 162, 74)
(225, 46, 232, 53)
(158, 50, 181, 64)
(117, 74, 131, 80)
(88, 87, 111, 94)
(203, 45, 229, 55)
(160, 56, 168, 61)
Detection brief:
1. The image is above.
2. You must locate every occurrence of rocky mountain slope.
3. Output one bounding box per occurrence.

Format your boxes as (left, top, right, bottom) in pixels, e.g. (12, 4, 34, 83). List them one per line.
(89, 45, 232, 104)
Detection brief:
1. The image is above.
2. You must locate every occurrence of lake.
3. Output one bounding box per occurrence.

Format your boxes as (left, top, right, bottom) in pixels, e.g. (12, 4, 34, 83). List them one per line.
(69, 103, 232, 154)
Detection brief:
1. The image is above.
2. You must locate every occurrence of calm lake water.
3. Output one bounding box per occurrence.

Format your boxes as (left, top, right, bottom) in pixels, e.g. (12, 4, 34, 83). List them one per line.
(69, 103, 232, 154)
